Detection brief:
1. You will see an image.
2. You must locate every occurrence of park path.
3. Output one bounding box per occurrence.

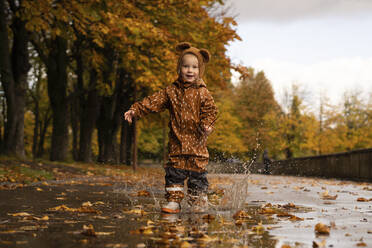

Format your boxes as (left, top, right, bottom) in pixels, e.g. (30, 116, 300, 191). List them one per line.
(0, 172, 372, 248)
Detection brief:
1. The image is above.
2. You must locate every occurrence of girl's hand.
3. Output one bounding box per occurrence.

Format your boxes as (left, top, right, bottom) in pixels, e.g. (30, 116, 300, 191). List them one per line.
(203, 125, 213, 136)
(124, 110, 135, 124)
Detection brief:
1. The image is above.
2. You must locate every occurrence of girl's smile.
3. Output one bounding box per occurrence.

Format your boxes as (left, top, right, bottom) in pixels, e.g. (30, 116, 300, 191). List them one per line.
(181, 54, 199, 83)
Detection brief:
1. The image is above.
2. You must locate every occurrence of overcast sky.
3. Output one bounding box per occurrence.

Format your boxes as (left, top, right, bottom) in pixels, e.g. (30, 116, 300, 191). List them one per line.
(226, 0, 372, 107)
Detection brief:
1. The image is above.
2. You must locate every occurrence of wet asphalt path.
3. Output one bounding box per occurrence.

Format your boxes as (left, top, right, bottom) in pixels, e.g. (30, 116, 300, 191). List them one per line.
(237, 174, 372, 247)
(0, 173, 371, 247)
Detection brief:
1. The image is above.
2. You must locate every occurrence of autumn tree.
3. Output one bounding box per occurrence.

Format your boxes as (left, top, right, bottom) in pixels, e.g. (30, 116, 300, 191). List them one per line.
(2, 0, 240, 164)
(333, 91, 370, 151)
(234, 68, 280, 159)
(0, 0, 31, 157)
(208, 86, 245, 161)
(27, 52, 52, 158)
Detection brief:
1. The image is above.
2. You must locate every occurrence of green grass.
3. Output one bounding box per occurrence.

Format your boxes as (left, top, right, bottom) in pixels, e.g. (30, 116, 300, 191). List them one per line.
(0, 161, 55, 184)
(18, 167, 54, 181)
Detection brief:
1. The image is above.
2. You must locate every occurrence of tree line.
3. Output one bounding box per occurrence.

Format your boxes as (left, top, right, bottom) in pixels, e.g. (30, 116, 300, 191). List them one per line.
(1, 0, 371, 165)
(0, 0, 239, 165)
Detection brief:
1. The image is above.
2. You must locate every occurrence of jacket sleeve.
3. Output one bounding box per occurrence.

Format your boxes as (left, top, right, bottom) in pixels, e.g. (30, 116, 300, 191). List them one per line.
(199, 87, 218, 129)
(129, 88, 169, 119)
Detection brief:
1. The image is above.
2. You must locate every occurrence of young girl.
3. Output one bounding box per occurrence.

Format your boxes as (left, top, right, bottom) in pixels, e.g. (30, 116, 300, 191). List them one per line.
(124, 42, 217, 213)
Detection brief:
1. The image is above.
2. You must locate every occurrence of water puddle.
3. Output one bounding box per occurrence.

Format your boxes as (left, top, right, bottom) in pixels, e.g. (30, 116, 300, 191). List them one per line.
(111, 172, 316, 248)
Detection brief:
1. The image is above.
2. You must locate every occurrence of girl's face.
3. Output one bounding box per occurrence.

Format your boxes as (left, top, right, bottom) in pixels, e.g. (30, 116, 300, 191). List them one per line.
(180, 54, 199, 83)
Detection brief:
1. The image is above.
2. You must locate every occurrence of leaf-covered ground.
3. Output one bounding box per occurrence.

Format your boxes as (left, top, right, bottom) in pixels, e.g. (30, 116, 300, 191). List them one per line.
(1, 159, 372, 247)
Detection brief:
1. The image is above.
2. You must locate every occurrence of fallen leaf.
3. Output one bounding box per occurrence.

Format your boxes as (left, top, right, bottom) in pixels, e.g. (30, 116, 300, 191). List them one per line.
(321, 191, 337, 200)
(105, 243, 128, 248)
(20, 226, 38, 231)
(64, 220, 79, 224)
(315, 223, 330, 235)
(356, 242, 367, 247)
(95, 231, 115, 236)
(235, 219, 244, 226)
(129, 229, 141, 235)
(35, 187, 43, 191)
(197, 234, 218, 243)
(252, 224, 265, 235)
(8, 212, 31, 217)
(123, 209, 147, 216)
(276, 212, 292, 217)
(81, 224, 96, 237)
(82, 201, 93, 207)
(180, 241, 192, 248)
(357, 197, 369, 202)
(34, 215, 49, 221)
(282, 203, 297, 209)
(131, 190, 150, 197)
(93, 215, 108, 220)
(142, 228, 153, 235)
(0, 230, 22, 234)
(258, 207, 277, 215)
(312, 240, 326, 247)
(169, 225, 185, 233)
(281, 245, 291, 248)
(48, 204, 101, 214)
(233, 210, 251, 219)
(16, 241, 28, 245)
(288, 215, 304, 221)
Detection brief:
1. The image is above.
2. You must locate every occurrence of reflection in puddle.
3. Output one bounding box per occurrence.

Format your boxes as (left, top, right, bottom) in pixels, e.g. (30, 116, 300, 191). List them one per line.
(116, 175, 315, 248)
(121, 202, 302, 247)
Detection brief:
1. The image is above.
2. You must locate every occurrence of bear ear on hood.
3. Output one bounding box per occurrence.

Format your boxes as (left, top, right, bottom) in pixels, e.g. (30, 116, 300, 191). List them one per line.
(176, 42, 192, 52)
(199, 49, 210, 63)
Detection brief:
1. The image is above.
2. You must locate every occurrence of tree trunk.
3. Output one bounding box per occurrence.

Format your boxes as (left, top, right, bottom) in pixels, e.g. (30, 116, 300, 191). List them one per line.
(132, 119, 137, 170)
(70, 84, 79, 161)
(96, 66, 126, 164)
(0, 96, 5, 150)
(47, 36, 69, 161)
(120, 120, 128, 164)
(0, 1, 29, 157)
(126, 123, 133, 165)
(132, 86, 137, 170)
(37, 111, 51, 158)
(97, 96, 120, 163)
(32, 100, 39, 158)
(79, 69, 100, 162)
(120, 81, 134, 165)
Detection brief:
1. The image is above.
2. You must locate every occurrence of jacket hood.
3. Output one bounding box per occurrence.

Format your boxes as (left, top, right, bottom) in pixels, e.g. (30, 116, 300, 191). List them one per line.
(176, 42, 210, 78)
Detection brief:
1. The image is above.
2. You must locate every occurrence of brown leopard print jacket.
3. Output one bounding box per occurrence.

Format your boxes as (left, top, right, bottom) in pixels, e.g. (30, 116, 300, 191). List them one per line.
(129, 79, 217, 172)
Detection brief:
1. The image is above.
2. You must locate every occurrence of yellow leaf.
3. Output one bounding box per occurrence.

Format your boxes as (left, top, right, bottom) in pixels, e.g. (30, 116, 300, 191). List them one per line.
(82, 201, 93, 207)
(8, 212, 31, 217)
(315, 223, 330, 235)
(180, 241, 192, 248)
(20, 226, 38, 231)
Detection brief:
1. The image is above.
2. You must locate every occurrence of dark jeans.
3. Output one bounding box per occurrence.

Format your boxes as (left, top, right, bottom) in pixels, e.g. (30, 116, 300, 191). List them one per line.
(165, 166, 208, 195)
